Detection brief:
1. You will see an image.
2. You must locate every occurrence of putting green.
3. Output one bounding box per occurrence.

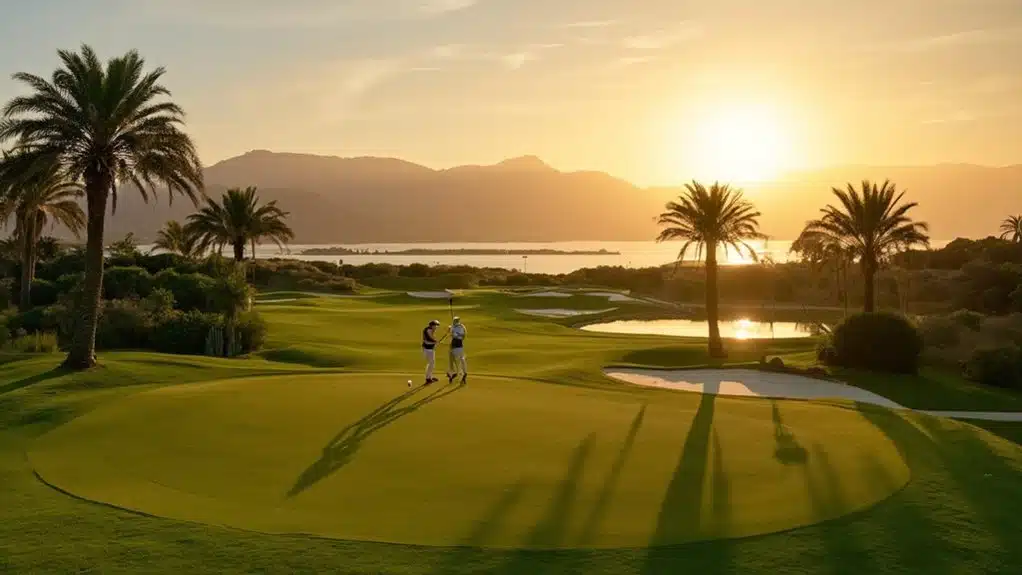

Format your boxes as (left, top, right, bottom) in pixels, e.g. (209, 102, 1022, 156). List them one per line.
(30, 373, 909, 549)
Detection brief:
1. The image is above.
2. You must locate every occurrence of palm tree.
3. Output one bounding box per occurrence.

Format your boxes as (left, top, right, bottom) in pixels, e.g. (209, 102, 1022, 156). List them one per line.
(790, 232, 855, 316)
(186, 187, 294, 262)
(0, 153, 85, 310)
(656, 181, 765, 358)
(795, 180, 928, 313)
(151, 220, 201, 258)
(0, 45, 204, 369)
(999, 215, 1022, 243)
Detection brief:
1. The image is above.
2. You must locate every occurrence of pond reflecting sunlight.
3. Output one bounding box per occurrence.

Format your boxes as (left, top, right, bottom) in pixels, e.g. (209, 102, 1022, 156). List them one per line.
(581, 318, 814, 339)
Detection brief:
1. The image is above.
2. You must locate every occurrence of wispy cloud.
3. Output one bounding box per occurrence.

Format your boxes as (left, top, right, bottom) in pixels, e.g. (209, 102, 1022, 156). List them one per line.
(561, 20, 618, 29)
(423, 42, 561, 70)
(881, 26, 1022, 52)
(136, 0, 481, 28)
(621, 22, 703, 50)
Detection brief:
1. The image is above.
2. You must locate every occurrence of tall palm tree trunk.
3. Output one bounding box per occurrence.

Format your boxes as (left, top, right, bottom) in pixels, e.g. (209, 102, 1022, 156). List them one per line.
(232, 239, 245, 262)
(18, 218, 36, 310)
(705, 242, 725, 358)
(63, 185, 108, 369)
(862, 258, 877, 313)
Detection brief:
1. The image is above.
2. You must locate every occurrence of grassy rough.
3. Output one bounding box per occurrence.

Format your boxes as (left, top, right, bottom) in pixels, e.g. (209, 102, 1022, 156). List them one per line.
(1, 291, 1021, 574)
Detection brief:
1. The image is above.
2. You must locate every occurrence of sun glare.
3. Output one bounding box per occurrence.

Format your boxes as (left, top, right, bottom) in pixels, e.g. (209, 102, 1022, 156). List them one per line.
(690, 103, 791, 184)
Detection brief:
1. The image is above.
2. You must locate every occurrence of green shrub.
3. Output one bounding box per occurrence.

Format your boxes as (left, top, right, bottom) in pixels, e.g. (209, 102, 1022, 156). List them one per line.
(96, 299, 153, 350)
(152, 270, 215, 311)
(948, 309, 984, 331)
(29, 278, 59, 307)
(7, 306, 60, 335)
(829, 312, 924, 374)
(0, 323, 9, 348)
(103, 266, 153, 300)
(964, 346, 1022, 390)
(142, 288, 176, 320)
(55, 272, 85, 295)
(0, 277, 12, 309)
(917, 314, 962, 349)
(151, 310, 223, 355)
(7, 331, 58, 353)
(235, 311, 268, 353)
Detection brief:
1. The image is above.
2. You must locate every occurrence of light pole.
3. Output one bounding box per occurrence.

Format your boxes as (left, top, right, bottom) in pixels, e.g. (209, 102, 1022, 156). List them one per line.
(522, 255, 528, 274)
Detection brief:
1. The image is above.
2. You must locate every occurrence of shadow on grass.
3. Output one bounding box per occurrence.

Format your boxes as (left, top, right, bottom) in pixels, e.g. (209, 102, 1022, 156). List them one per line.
(426, 481, 529, 574)
(578, 404, 647, 546)
(642, 384, 731, 573)
(772, 401, 808, 465)
(287, 380, 466, 497)
(0, 367, 69, 396)
(855, 403, 1014, 573)
(489, 434, 595, 574)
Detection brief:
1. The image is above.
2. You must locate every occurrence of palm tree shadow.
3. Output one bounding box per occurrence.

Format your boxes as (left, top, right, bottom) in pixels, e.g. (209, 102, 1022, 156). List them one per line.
(492, 434, 595, 574)
(772, 401, 809, 465)
(643, 384, 730, 573)
(577, 404, 647, 545)
(286, 380, 466, 497)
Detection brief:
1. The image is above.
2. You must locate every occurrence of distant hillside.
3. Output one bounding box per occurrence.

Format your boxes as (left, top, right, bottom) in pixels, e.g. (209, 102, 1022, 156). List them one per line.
(81, 151, 1022, 242)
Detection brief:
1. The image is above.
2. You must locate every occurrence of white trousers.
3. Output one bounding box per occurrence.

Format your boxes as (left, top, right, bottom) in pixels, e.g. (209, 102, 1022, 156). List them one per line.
(447, 347, 467, 376)
(423, 348, 435, 380)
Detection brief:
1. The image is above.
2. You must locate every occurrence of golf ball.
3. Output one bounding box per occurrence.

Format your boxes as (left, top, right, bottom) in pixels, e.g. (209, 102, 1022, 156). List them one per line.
(407, 380, 412, 386)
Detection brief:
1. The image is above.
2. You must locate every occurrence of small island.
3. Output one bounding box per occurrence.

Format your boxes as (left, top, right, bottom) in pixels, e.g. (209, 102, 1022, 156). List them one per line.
(300, 247, 622, 256)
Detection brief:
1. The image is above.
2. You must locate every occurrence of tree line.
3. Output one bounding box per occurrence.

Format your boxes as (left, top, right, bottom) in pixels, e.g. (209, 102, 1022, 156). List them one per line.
(0, 45, 291, 368)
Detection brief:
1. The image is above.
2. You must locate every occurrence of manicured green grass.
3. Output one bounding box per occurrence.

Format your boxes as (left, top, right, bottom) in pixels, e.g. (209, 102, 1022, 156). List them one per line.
(30, 373, 907, 549)
(2, 291, 1022, 573)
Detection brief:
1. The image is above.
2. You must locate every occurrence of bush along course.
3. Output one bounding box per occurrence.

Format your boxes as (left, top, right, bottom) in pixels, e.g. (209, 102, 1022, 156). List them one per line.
(1, 247, 269, 357)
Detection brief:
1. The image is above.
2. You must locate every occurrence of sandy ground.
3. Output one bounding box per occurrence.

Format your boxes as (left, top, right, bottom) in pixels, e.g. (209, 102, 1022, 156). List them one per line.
(605, 368, 904, 409)
(518, 290, 638, 302)
(515, 308, 617, 318)
(587, 291, 640, 303)
(407, 291, 454, 299)
(518, 291, 573, 298)
(604, 368, 1022, 422)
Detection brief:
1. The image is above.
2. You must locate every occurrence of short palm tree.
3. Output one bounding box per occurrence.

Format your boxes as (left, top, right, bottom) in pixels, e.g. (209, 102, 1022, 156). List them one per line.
(0, 153, 85, 309)
(656, 181, 765, 358)
(186, 187, 294, 262)
(151, 220, 201, 259)
(795, 180, 929, 313)
(790, 230, 854, 314)
(999, 215, 1022, 243)
(0, 45, 204, 368)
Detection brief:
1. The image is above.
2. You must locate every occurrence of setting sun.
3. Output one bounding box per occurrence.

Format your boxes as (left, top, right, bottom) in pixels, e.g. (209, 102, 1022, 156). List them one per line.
(690, 102, 792, 184)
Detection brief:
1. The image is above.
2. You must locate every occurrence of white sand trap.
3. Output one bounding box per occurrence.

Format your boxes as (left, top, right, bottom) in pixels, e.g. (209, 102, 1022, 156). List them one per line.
(518, 291, 572, 298)
(255, 298, 299, 304)
(604, 368, 905, 410)
(407, 291, 454, 299)
(516, 308, 617, 318)
(586, 291, 639, 303)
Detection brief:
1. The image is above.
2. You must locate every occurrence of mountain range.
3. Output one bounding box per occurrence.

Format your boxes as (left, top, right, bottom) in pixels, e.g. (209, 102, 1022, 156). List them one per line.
(92, 150, 1022, 243)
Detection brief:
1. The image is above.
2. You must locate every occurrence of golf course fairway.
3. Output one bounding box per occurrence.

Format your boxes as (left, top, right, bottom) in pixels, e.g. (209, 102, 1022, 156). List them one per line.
(6, 290, 1022, 573)
(30, 373, 909, 548)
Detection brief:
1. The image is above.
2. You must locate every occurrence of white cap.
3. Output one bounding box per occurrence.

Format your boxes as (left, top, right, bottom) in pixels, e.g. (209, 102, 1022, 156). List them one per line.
(453, 316, 461, 324)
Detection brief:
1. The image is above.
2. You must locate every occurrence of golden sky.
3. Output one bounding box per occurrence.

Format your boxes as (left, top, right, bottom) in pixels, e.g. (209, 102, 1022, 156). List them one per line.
(2, 0, 1021, 185)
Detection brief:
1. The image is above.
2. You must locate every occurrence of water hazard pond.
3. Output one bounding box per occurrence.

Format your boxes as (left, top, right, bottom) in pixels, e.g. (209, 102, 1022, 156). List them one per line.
(580, 318, 815, 339)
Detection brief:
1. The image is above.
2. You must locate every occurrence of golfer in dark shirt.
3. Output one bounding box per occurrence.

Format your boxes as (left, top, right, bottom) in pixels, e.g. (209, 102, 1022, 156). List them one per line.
(422, 319, 440, 385)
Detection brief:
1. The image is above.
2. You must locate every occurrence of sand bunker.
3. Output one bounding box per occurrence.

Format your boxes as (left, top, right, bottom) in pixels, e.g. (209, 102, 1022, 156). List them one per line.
(588, 291, 639, 303)
(517, 291, 573, 298)
(604, 368, 904, 410)
(516, 308, 617, 318)
(517, 290, 638, 303)
(407, 291, 454, 299)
